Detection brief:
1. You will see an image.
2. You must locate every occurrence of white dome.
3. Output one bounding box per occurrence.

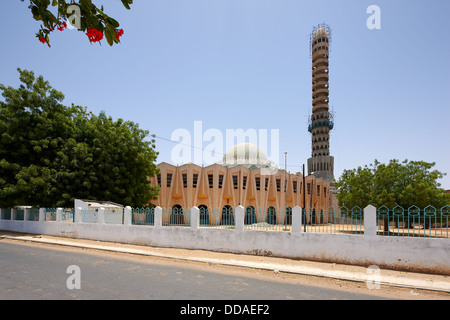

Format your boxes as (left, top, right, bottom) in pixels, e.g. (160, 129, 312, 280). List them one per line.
(218, 143, 279, 172)
(223, 143, 267, 164)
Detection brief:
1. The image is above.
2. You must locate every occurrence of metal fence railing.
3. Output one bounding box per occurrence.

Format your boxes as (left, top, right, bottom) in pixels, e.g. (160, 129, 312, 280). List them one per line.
(27, 208, 40, 221)
(61, 208, 75, 222)
(1, 208, 12, 220)
(377, 205, 450, 238)
(301, 206, 364, 235)
(162, 207, 190, 227)
(206, 206, 235, 229)
(1, 205, 448, 238)
(15, 208, 24, 221)
(131, 207, 154, 226)
(45, 208, 57, 221)
(243, 207, 291, 232)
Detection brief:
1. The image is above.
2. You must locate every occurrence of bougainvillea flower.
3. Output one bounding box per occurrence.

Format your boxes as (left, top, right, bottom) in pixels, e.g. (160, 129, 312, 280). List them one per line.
(57, 22, 67, 31)
(86, 28, 104, 43)
(39, 37, 46, 44)
(114, 29, 124, 40)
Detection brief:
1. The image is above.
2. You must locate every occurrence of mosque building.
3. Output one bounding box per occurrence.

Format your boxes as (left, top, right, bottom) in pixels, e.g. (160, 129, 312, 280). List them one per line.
(149, 25, 338, 225)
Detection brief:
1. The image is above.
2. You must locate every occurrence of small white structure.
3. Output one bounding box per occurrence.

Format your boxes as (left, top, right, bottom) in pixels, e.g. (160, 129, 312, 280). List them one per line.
(74, 199, 124, 211)
(74, 199, 124, 224)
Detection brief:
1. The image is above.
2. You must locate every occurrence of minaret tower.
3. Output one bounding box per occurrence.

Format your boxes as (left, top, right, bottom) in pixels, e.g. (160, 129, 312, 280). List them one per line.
(307, 24, 335, 182)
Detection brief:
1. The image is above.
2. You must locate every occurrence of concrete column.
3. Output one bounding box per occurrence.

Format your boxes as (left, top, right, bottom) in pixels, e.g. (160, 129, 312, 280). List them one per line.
(235, 205, 244, 231)
(154, 206, 162, 227)
(39, 208, 45, 222)
(292, 206, 303, 234)
(56, 208, 63, 222)
(75, 207, 82, 223)
(190, 206, 199, 229)
(24, 208, 29, 222)
(124, 206, 132, 226)
(98, 208, 105, 225)
(364, 205, 377, 237)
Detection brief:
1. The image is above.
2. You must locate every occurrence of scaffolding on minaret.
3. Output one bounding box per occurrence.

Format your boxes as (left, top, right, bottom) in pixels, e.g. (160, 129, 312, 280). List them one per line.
(309, 23, 333, 58)
(307, 23, 335, 182)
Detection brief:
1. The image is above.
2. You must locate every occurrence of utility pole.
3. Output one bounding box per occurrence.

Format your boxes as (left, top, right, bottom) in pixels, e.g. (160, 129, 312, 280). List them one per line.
(284, 152, 287, 226)
(310, 178, 314, 225)
(302, 164, 306, 232)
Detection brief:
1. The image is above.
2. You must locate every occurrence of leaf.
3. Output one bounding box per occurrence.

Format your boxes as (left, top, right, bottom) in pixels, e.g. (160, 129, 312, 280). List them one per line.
(105, 28, 114, 46)
(121, 0, 132, 10)
(106, 17, 120, 29)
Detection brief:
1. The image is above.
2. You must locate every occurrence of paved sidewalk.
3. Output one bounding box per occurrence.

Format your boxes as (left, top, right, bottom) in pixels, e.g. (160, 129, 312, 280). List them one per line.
(1, 231, 449, 293)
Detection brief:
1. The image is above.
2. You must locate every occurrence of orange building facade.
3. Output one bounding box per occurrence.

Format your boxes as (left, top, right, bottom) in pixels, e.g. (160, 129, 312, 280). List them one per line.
(149, 144, 337, 225)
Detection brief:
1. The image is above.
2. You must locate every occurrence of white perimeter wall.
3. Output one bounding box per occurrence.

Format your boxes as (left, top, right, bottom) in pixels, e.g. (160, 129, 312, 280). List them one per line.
(0, 206, 449, 275)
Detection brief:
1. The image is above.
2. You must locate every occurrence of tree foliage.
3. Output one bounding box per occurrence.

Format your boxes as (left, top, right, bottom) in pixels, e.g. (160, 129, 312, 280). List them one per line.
(335, 159, 449, 209)
(23, 0, 132, 46)
(0, 68, 159, 208)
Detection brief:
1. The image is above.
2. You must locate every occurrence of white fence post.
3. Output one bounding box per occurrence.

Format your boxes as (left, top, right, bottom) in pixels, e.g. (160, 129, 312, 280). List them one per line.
(75, 207, 82, 223)
(124, 206, 132, 226)
(24, 208, 29, 222)
(39, 208, 45, 222)
(364, 205, 377, 237)
(292, 206, 302, 234)
(98, 208, 105, 225)
(191, 207, 199, 229)
(235, 205, 244, 231)
(154, 206, 162, 227)
(56, 208, 63, 222)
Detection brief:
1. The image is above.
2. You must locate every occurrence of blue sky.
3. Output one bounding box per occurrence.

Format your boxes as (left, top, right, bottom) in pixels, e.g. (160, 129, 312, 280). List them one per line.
(1, 0, 449, 189)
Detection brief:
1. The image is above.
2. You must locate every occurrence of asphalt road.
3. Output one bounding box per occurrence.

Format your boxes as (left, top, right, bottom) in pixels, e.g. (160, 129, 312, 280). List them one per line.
(0, 240, 394, 303)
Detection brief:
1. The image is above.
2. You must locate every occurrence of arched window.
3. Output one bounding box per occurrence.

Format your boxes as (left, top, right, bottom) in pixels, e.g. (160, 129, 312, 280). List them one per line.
(170, 205, 184, 226)
(285, 207, 292, 226)
(266, 207, 277, 225)
(199, 205, 210, 226)
(221, 205, 234, 226)
(245, 206, 257, 225)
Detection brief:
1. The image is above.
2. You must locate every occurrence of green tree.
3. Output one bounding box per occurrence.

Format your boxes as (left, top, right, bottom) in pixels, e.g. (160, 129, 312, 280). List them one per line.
(0, 68, 159, 208)
(336, 159, 449, 210)
(23, 0, 133, 46)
